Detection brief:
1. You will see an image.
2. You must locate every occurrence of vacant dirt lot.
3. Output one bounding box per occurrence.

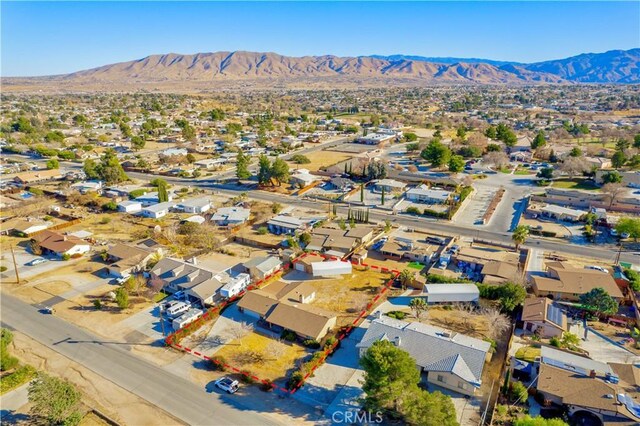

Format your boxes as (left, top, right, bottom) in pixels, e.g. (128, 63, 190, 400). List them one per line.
(214, 332, 307, 382)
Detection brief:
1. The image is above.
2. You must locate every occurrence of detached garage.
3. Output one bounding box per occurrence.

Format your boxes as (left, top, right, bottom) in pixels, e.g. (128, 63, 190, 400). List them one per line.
(311, 260, 352, 277)
(423, 284, 479, 304)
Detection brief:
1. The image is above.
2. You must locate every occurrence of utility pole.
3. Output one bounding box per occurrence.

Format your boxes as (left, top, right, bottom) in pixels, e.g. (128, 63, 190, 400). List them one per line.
(10, 245, 20, 284)
(614, 242, 623, 266)
(159, 310, 166, 337)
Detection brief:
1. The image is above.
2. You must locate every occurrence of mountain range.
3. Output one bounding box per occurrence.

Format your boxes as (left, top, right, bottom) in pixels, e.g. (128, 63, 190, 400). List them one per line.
(4, 49, 639, 90)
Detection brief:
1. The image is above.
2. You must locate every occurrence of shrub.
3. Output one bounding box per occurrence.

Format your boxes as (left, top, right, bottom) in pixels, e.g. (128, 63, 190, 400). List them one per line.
(0, 352, 19, 371)
(28, 187, 44, 196)
(509, 381, 529, 403)
(0, 266, 7, 272)
(406, 207, 421, 215)
(260, 379, 275, 392)
(210, 355, 227, 371)
(303, 339, 321, 349)
(427, 273, 473, 284)
(550, 337, 561, 347)
(281, 329, 297, 342)
(128, 189, 146, 199)
(287, 371, 305, 390)
(92, 299, 102, 310)
(240, 370, 256, 384)
(541, 230, 557, 238)
(61, 253, 71, 261)
(257, 226, 268, 235)
(386, 311, 407, 320)
(324, 336, 339, 351)
(99, 217, 111, 224)
(0, 365, 37, 394)
(102, 201, 118, 211)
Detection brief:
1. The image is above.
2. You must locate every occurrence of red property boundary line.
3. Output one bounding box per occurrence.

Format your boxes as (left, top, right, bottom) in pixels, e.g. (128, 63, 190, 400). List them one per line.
(165, 251, 400, 395)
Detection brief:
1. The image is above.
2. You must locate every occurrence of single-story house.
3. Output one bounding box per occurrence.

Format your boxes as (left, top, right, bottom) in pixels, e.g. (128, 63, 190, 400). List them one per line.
(423, 284, 480, 304)
(357, 316, 491, 396)
(405, 185, 452, 204)
(344, 227, 376, 244)
(176, 197, 211, 214)
(290, 169, 319, 187)
(356, 133, 396, 145)
(70, 180, 103, 194)
(141, 202, 175, 219)
(194, 158, 226, 170)
(328, 177, 355, 192)
(149, 258, 229, 306)
(267, 215, 307, 235)
(242, 256, 282, 280)
(31, 230, 91, 258)
(210, 207, 251, 226)
(13, 169, 62, 185)
(117, 200, 142, 213)
(536, 363, 639, 424)
(531, 262, 623, 302)
(4, 219, 51, 236)
(532, 204, 587, 222)
(481, 261, 520, 284)
(106, 242, 161, 278)
(135, 191, 175, 207)
(373, 179, 406, 193)
(521, 297, 568, 338)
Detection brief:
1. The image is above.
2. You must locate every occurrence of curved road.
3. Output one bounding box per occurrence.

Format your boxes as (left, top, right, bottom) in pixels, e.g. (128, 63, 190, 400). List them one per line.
(0, 294, 277, 426)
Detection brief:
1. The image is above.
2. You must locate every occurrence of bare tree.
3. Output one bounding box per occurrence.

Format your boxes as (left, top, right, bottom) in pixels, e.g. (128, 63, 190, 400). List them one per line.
(266, 339, 286, 360)
(228, 321, 254, 346)
(454, 303, 476, 328)
(482, 151, 509, 169)
(482, 308, 511, 340)
(602, 183, 625, 208)
(558, 157, 591, 179)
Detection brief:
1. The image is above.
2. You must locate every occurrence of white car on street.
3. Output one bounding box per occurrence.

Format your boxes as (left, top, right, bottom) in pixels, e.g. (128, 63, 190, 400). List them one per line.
(214, 377, 240, 394)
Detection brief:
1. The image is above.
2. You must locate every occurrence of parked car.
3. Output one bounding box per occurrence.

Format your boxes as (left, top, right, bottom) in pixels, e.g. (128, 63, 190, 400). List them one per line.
(173, 291, 186, 300)
(584, 265, 609, 274)
(28, 258, 48, 266)
(41, 306, 55, 314)
(214, 377, 240, 394)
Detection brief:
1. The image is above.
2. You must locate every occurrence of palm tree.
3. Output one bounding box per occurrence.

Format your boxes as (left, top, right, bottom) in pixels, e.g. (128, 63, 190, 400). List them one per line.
(398, 269, 414, 289)
(511, 225, 530, 251)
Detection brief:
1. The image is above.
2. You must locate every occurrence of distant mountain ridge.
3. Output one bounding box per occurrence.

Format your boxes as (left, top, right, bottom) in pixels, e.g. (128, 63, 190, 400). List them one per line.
(5, 49, 639, 88)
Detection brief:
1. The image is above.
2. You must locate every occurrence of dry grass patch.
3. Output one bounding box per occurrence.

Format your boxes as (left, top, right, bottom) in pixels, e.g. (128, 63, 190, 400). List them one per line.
(14, 280, 72, 304)
(422, 306, 490, 340)
(288, 152, 353, 172)
(214, 332, 306, 382)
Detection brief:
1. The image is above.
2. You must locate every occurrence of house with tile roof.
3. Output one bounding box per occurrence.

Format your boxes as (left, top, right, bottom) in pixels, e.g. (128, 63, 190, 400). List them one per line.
(356, 316, 491, 396)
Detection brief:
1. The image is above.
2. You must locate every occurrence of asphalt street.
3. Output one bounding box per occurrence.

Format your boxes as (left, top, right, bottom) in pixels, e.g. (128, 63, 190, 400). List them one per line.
(0, 293, 278, 426)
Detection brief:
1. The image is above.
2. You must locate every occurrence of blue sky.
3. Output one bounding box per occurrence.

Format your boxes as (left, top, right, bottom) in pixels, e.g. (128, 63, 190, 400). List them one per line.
(2, 1, 639, 76)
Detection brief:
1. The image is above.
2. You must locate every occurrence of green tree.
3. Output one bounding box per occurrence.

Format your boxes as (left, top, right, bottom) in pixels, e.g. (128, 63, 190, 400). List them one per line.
(634, 134, 640, 149)
(569, 147, 582, 157)
(448, 155, 465, 173)
(616, 218, 640, 241)
(115, 287, 129, 309)
(398, 269, 414, 288)
(83, 159, 100, 180)
(496, 123, 518, 147)
(579, 287, 618, 315)
(271, 157, 290, 186)
(612, 150, 627, 169)
(157, 180, 169, 203)
(46, 158, 59, 170)
(130, 136, 145, 150)
(511, 225, 530, 251)
(456, 126, 467, 140)
(531, 130, 547, 149)
(601, 170, 622, 184)
(28, 372, 83, 426)
(44, 130, 65, 143)
(291, 154, 311, 164)
(509, 381, 528, 403)
(404, 132, 418, 142)
(485, 126, 497, 139)
(360, 341, 456, 425)
(560, 332, 580, 349)
(408, 298, 428, 320)
(257, 155, 272, 186)
(421, 139, 452, 167)
(236, 151, 251, 180)
(299, 232, 311, 246)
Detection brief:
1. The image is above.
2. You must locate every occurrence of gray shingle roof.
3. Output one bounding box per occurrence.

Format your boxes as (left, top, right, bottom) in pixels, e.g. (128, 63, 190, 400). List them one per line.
(357, 316, 490, 385)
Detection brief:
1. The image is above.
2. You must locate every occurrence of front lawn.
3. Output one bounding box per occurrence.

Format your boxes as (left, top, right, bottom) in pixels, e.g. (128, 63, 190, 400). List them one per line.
(551, 178, 598, 190)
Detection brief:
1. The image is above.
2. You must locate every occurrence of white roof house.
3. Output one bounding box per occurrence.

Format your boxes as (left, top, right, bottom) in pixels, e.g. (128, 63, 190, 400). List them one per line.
(406, 185, 452, 204)
(135, 191, 175, 207)
(540, 346, 613, 377)
(311, 260, 353, 277)
(141, 202, 175, 219)
(290, 169, 319, 187)
(176, 197, 211, 214)
(117, 200, 142, 213)
(540, 204, 587, 221)
(210, 207, 251, 226)
(423, 284, 480, 304)
(373, 179, 407, 192)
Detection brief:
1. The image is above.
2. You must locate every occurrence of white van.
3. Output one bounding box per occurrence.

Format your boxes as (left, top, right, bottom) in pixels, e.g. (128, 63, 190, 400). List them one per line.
(166, 301, 190, 318)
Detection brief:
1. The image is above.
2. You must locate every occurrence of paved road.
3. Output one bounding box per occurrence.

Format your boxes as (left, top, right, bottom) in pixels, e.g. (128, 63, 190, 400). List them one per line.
(0, 293, 277, 426)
